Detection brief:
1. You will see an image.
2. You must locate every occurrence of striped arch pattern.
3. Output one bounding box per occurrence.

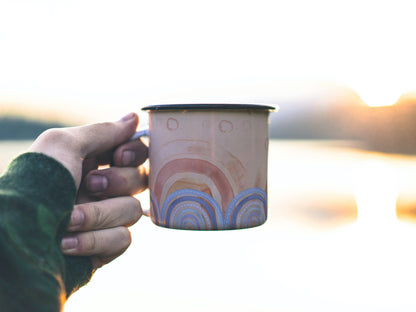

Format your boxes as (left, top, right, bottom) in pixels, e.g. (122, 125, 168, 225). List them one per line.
(150, 187, 267, 230)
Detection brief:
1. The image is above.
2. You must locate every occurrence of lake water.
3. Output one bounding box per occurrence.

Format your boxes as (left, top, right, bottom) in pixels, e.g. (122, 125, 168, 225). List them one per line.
(2, 140, 416, 311)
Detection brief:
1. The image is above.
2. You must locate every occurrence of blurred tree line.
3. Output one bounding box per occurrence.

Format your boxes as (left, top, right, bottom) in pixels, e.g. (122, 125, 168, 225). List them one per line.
(0, 117, 64, 140)
(270, 96, 416, 155)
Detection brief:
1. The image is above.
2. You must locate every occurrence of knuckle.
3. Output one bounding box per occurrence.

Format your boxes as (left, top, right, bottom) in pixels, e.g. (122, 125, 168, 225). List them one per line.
(40, 128, 73, 145)
(77, 203, 109, 230)
(39, 128, 63, 141)
(79, 232, 98, 254)
(98, 121, 114, 129)
(38, 128, 80, 152)
(119, 173, 129, 188)
(91, 203, 109, 229)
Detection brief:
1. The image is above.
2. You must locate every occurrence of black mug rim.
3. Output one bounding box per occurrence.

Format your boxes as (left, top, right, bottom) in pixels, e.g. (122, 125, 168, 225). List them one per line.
(142, 103, 276, 111)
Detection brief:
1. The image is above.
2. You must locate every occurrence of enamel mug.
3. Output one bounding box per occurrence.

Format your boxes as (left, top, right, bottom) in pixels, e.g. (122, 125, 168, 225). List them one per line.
(136, 104, 275, 230)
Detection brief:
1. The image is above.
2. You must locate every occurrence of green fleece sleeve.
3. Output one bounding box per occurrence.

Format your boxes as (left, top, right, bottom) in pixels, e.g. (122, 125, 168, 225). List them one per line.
(0, 153, 94, 312)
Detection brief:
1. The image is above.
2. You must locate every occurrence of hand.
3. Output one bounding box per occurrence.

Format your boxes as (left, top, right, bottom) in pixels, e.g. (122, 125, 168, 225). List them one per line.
(29, 112, 148, 269)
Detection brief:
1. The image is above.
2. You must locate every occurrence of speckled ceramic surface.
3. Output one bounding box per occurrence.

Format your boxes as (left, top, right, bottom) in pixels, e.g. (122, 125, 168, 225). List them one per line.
(142, 104, 275, 230)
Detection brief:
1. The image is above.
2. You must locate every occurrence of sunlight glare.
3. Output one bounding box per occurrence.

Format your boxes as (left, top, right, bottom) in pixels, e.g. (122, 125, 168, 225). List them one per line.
(354, 83, 403, 108)
(358, 89, 401, 108)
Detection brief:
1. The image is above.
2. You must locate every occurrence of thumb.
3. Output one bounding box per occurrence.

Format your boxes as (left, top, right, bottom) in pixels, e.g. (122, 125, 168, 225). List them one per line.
(30, 113, 139, 188)
(74, 113, 139, 158)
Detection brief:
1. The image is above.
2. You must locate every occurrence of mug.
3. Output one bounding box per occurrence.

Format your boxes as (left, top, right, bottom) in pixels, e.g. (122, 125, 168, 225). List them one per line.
(133, 104, 276, 230)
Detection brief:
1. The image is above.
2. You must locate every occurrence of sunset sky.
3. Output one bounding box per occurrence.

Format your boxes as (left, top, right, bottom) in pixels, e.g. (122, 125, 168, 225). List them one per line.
(1, 0, 416, 124)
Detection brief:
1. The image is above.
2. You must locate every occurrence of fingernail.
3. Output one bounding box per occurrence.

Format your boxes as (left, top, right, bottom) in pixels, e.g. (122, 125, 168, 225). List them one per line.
(61, 237, 78, 251)
(122, 150, 136, 166)
(87, 175, 108, 193)
(120, 112, 136, 122)
(69, 208, 84, 230)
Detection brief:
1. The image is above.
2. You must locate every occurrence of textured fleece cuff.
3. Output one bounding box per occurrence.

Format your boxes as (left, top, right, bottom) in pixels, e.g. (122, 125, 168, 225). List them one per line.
(0, 152, 77, 224)
(0, 152, 93, 300)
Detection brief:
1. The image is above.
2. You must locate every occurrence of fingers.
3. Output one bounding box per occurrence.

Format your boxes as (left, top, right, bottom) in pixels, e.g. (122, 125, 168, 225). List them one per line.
(82, 166, 148, 197)
(111, 139, 148, 167)
(62, 227, 132, 269)
(62, 197, 142, 269)
(90, 138, 148, 167)
(68, 197, 142, 232)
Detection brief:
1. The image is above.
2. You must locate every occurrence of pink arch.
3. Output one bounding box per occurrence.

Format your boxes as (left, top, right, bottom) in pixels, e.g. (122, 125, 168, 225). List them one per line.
(153, 158, 235, 213)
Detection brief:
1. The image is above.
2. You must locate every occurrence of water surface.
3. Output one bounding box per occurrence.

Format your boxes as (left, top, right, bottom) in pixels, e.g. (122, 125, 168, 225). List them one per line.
(2, 140, 416, 311)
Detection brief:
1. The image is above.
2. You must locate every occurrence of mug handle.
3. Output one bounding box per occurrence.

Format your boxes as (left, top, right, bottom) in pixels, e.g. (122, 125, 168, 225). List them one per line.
(129, 128, 149, 141)
(128, 128, 150, 217)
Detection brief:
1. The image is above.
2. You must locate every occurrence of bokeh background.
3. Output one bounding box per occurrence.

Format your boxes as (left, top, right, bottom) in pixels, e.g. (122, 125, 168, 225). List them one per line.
(2, 0, 416, 311)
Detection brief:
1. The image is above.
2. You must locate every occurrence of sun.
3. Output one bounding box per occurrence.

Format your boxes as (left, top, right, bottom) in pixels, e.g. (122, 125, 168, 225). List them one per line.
(358, 89, 402, 108)
(353, 82, 403, 108)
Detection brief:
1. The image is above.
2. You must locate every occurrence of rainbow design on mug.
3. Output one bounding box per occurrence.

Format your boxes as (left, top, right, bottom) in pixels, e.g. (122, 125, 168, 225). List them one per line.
(148, 137, 269, 230)
(150, 187, 267, 230)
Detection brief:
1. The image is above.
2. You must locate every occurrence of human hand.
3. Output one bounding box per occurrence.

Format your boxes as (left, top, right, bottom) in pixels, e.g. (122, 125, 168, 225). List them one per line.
(29, 112, 148, 269)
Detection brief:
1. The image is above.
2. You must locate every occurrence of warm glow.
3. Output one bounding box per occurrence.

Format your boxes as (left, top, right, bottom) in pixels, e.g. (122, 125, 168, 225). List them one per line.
(351, 78, 404, 107)
(358, 88, 402, 108)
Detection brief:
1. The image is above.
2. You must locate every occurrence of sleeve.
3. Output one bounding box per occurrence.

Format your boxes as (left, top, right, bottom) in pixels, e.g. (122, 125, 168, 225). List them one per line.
(0, 153, 94, 312)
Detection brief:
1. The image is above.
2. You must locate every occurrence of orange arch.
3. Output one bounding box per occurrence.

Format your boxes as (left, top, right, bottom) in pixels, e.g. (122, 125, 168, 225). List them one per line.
(153, 158, 235, 213)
